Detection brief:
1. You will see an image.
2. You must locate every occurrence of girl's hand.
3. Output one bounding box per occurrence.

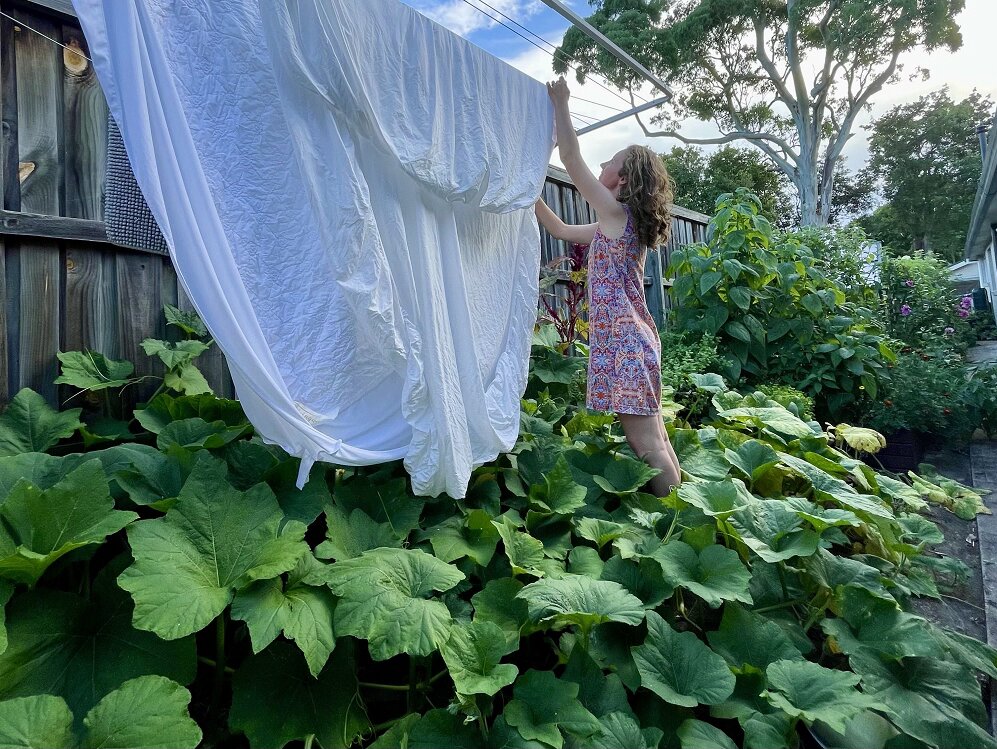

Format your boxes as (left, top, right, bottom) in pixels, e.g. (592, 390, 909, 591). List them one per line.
(546, 77, 570, 106)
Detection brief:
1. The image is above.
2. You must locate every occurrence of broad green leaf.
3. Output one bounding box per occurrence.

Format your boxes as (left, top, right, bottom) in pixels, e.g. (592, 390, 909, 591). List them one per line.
(672, 429, 730, 481)
(763, 660, 887, 734)
(590, 711, 663, 749)
(112, 446, 188, 507)
(600, 555, 673, 608)
(0, 389, 82, 456)
(632, 611, 735, 707)
(0, 579, 195, 726)
(163, 363, 213, 396)
(725, 440, 779, 482)
(119, 456, 308, 639)
(568, 546, 605, 578)
(164, 304, 208, 337)
(334, 475, 424, 537)
(849, 651, 996, 749)
(804, 548, 886, 596)
(471, 578, 528, 648)
(562, 646, 633, 718)
(55, 351, 136, 391)
(426, 509, 499, 566)
(592, 455, 659, 495)
(323, 547, 464, 660)
(677, 719, 737, 749)
(317, 505, 400, 561)
(526, 511, 573, 561)
(440, 619, 518, 700)
(677, 479, 754, 518)
(231, 553, 337, 677)
(574, 517, 630, 549)
(371, 710, 480, 749)
(784, 497, 861, 532)
(0, 460, 136, 585)
(707, 604, 805, 671)
(219, 439, 281, 489)
(140, 338, 210, 370)
(718, 407, 813, 439)
(82, 676, 201, 749)
(0, 694, 74, 749)
(156, 417, 250, 451)
(266, 460, 330, 527)
(728, 500, 820, 563)
(779, 454, 894, 520)
(230, 641, 369, 749)
(79, 416, 133, 448)
(528, 455, 587, 514)
(0, 580, 11, 654)
(494, 517, 545, 576)
(504, 670, 601, 749)
(517, 575, 645, 631)
(821, 585, 938, 659)
(0, 452, 84, 496)
(936, 628, 997, 680)
(649, 541, 752, 608)
(133, 393, 247, 435)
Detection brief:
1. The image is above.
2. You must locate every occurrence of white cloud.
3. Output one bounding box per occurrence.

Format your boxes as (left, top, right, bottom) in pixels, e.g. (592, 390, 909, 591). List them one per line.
(410, 0, 539, 37)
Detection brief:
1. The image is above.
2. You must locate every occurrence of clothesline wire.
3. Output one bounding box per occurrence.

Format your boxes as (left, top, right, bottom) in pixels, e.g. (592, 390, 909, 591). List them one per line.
(0, 10, 93, 62)
(456, 0, 648, 108)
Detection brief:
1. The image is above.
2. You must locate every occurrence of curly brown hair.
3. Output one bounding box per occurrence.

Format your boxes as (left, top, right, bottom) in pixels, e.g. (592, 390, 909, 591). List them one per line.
(616, 145, 674, 248)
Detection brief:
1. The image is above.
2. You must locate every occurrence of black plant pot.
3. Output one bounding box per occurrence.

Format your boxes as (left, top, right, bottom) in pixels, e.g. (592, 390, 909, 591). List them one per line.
(875, 429, 925, 473)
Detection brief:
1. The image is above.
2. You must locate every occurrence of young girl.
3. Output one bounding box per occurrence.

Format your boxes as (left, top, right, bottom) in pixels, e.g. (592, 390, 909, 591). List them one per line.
(535, 77, 681, 496)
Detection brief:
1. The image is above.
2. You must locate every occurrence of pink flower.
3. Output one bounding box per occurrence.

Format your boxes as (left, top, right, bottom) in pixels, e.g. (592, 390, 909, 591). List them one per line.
(958, 308, 970, 318)
(960, 296, 973, 309)
(944, 327, 955, 335)
(900, 304, 912, 316)
(904, 279, 915, 287)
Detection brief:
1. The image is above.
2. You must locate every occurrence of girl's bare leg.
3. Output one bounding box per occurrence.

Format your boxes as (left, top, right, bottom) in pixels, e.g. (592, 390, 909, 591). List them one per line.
(618, 413, 681, 496)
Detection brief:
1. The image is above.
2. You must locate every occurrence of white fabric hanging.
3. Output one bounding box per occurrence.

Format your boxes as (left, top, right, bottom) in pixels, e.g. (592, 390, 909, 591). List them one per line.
(73, 0, 555, 497)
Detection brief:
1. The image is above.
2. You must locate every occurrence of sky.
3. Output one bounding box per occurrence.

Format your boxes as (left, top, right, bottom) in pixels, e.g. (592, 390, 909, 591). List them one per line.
(400, 0, 997, 173)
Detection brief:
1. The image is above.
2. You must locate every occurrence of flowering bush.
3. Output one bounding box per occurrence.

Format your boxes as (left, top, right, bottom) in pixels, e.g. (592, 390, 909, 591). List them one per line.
(538, 242, 588, 351)
(881, 253, 974, 353)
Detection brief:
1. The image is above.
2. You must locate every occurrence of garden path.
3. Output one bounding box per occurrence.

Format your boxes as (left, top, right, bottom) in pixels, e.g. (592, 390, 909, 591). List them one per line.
(968, 440, 997, 732)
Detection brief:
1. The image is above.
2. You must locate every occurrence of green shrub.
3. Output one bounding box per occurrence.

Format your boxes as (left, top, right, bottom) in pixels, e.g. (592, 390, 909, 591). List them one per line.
(790, 224, 880, 307)
(756, 383, 815, 421)
(667, 189, 895, 421)
(659, 331, 720, 389)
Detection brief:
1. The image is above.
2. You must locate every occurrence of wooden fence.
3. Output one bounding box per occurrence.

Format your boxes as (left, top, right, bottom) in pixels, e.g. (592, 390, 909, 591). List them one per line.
(0, 0, 710, 409)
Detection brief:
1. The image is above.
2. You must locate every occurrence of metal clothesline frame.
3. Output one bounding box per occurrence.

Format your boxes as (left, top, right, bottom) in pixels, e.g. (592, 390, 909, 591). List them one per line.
(537, 0, 671, 136)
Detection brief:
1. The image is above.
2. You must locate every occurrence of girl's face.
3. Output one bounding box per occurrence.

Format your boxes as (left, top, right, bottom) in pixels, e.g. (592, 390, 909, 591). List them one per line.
(598, 149, 629, 192)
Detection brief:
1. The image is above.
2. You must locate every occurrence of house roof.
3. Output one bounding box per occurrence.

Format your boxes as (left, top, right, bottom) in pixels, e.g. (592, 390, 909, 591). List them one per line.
(966, 107, 997, 260)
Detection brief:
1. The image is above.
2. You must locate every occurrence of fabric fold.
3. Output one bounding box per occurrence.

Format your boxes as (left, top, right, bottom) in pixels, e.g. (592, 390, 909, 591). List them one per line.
(73, 0, 554, 497)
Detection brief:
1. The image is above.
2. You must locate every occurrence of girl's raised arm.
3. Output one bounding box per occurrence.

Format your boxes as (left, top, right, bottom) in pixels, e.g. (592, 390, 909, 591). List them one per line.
(534, 198, 597, 245)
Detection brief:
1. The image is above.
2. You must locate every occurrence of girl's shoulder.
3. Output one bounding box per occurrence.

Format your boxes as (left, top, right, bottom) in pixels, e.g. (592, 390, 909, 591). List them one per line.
(597, 203, 631, 242)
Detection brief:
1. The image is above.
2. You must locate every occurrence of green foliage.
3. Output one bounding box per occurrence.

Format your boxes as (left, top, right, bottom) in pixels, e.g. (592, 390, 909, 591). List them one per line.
(790, 225, 880, 307)
(667, 189, 895, 420)
(881, 252, 975, 351)
(863, 87, 994, 262)
(0, 329, 991, 748)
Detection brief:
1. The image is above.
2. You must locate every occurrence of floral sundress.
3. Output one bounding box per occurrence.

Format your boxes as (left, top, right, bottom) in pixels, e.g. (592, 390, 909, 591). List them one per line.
(585, 205, 661, 415)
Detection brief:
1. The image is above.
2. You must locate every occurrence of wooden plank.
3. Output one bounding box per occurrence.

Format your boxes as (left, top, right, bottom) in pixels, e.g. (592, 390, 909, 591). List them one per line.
(1, 12, 20, 212)
(64, 243, 117, 357)
(14, 9, 62, 215)
(14, 1, 77, 19)
(16, 237, 59, 401)
(116, 251, 163, 405)
(62, 21, 106, 219)
(0, 208, 105, 241)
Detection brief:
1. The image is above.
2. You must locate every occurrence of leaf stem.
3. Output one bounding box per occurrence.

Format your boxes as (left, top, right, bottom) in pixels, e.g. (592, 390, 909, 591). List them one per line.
(198, 656, 235, 675)
(358, 681, 410, 692)
(372, 717, 404, 734)
(662, 509, 681, 543)
(303, 735, 314, 749)
(211, 616, 226, 710)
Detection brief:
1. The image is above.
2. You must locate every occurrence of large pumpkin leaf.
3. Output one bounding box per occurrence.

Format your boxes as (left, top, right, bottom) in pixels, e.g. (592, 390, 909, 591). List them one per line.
(316, 505, 400, 561)
(779, 454, 894, 520)
(503, 670, 602, 749)
(728, 500, 820, 563)
(471, 578, 529, 648)
(333, 475, 424, 537)
(648, 541, 752, 608)
(784, 497, 861, 532)
(229, 640, 369, 749)
(82, 676, 201, 749)
(0, 694, 74, 749)
(0, 579, 195, 726)
(706, 604, 805, 671)
(672, 429, 731, 481)
(528, 455, 588, 514)
(371, 710, 480, 749)
(119, 455, 308, 640)
(677, 719, 738, 749)
(55, 350, 137, 393)
(803, 548, 886, 596)
(600, 555, 673, 608)
(590, 711, 664, 749)
(763, 660, 887, 734)
(725, 440, 780, 483)
(133, 393, 247, 435)
(821, 585, 938, 659)
(425, 509, 499, 566)
(517, 575, 645, 631)
(322, 547, 464, 660)
(0, 460, 136, 585)
(494, 516, 546, 576)
(0, 389, 82, 456)
(440, 619, 518, 704)
(231, 552, 336, 677)
(849, 651, 996, 749)
(718, 407, 814, 439)
(632, 611, 735, 707)
(678, 479, 754, 518)
(592, 455, 659, 496)
(562, 645, 633, 719)
(156, 417, 250, 451)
